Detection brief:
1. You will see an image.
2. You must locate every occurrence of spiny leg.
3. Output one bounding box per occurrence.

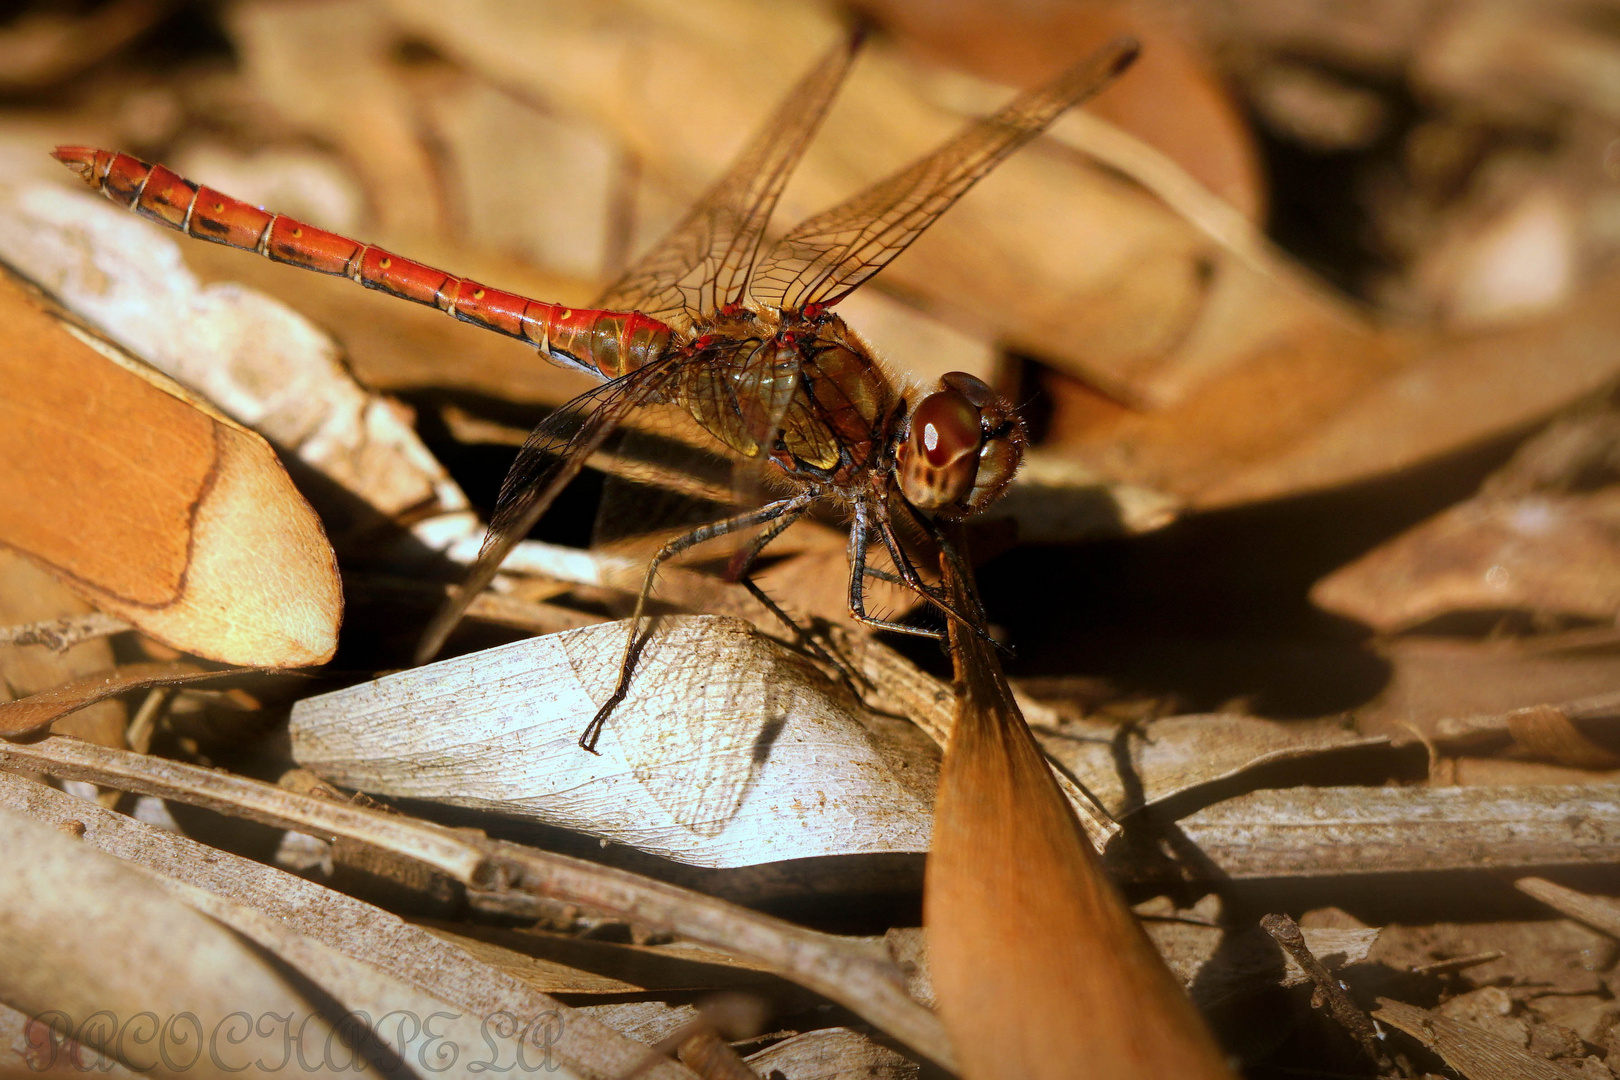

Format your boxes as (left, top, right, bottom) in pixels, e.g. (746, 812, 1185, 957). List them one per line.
(871, 501, 1006, 651)
(847, 506, 947, 642)
(724, 498, 879, 700)
(579, 496, 807, 753)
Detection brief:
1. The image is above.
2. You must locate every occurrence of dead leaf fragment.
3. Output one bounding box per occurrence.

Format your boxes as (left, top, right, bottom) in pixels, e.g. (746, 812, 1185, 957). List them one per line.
(1373, 996, 1583, 1080)
(924, 535, 1233, 1080)
(0, 662, 256, 737)
(290, 616, 936, 869)
(0, 274, 340, 666)
(0, 805, 372, 1079)
(1313, 490, 1620, 631)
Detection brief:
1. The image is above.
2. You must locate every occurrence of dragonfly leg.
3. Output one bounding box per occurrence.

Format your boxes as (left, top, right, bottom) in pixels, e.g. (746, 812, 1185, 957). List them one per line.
(870, 502, 1008, 652)
(724, 500, 879, 701)
(860, 563, 905, 586)
(579, 495, 811, 753)
(846, 507, 947, 643)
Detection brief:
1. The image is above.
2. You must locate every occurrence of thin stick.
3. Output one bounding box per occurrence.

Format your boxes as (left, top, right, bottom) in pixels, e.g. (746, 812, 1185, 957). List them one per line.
(1260, 913, 1390, 1071)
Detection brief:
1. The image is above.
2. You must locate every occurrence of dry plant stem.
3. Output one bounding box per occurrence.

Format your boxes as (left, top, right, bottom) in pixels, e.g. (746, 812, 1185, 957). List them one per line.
(924, 524, 1234, 1080)
(1410, 951, 1504, 977)
(0, 662, 259, 736)
(1260, 913, 1390, 1070)
(0, 612, 131, 652)
(0, 736, 952, 1071)
(1515, 877, 1620, 938)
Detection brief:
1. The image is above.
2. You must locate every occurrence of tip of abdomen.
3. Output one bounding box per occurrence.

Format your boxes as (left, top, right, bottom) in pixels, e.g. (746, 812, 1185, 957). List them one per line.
(51, 146, 98, 183)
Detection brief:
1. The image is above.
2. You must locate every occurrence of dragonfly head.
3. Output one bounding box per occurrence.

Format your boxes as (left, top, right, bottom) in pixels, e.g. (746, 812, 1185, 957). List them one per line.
(894, 372, 1026, 519)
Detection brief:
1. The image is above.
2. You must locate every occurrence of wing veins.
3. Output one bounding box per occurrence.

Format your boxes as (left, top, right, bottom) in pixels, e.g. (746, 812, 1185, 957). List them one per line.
(752, 36, 1139, 312)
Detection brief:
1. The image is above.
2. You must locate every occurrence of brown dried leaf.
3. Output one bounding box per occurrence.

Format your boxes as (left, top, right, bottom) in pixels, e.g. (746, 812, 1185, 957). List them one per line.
(0, 662, 255, 737)
(0, 552, 127, 746)
(0, 180, 472, 553)
(924, 533, 1233, 1079)
(1313, 490, 1620, 631)
(0, 273, 341, 667)
(853, 0, 1265, 217)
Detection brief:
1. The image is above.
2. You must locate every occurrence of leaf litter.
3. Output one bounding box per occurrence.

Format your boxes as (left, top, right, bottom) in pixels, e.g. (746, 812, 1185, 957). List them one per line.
(3, 0, 1620, 1076)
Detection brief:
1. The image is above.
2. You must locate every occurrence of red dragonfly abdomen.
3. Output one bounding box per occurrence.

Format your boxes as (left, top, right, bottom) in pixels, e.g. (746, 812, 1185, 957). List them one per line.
(52, 147, 672, 382)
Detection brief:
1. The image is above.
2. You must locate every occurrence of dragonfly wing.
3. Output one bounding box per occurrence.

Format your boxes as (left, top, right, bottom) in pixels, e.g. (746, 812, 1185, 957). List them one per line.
(416, 359, 680, 664)
(750, 37, 1138, 313)
(594, 29, 862, 329)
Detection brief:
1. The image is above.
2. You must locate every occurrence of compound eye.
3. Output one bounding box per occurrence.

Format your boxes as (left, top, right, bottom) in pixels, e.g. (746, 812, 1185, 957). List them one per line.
(896, 389, 984, 512)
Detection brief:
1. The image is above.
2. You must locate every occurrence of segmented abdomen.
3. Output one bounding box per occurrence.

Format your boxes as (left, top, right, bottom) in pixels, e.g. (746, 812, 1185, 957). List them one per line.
(52, 147, 672, 382)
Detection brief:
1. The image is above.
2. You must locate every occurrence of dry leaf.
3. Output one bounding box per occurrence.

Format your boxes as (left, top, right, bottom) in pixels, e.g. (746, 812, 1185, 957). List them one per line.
(852, 0, 1265, 217)
(0, 662, 253, 737)
(0, 179, 472, 555)
(923, 534, 1233, 1079)
(743, 1027, 918, 1079)
(0, 736, 950, 1067)
(289, 616, 935, 870)
(0, 804, 374, 1079)
(0, 773, 699, 1080)
(0, 551, 126, 746)
(0, 273, 340, 666)
(1373, 996, 1583, 1080)
(1312, 487, 1620, 632)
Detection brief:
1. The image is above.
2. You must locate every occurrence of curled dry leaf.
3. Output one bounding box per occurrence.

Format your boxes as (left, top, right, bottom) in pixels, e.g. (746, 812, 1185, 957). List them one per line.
(1431, 692, 1620, 770)
(1312, 490, 1620, 631)
(0, 180, 471, 555)
(923, 533, 1233, 1080)
(1048, 264, 1620, 510)
(0, 661, 256, 738)
(289, 616, 935, 869)
(1315, 383, 1620, 632)
(0, 804, 373, 1079)
(0, 272, 340, 667)
(0, 774, 698, 1080)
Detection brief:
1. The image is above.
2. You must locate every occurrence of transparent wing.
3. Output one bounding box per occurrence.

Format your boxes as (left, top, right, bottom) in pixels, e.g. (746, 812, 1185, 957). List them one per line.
(750, 36, 1138, 312)
(594, 28, 862, 330)
(415, 358, 681, 663)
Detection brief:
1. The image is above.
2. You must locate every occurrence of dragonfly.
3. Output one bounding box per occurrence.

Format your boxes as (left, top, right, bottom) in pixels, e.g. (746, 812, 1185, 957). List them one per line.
(56, 30, 1138, 752)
